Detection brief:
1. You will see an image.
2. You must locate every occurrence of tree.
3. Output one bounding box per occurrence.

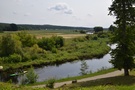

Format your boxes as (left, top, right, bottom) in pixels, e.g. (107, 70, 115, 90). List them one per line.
(26, 67, 38, 84)
(94, 26, 103, 33)
(109, 25, 117, 32)
(109, 0, 135, 76)
(10, 23, 18, 31)
(80, 60, 89, 75)
(0, 34, 22, 57)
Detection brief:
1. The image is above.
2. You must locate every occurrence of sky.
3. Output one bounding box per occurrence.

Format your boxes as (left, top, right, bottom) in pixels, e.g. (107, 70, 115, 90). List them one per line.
(0, 0, 115, 28)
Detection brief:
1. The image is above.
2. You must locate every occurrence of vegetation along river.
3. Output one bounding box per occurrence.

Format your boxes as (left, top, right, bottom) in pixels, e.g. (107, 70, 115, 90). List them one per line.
(0, 44, 116, 83)
(18, 44, 116, 83)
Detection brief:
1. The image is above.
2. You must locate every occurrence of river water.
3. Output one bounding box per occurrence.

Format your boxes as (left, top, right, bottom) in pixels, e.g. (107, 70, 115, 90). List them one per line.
(28, 44, 116, 82)
(0, 44, 116, 83)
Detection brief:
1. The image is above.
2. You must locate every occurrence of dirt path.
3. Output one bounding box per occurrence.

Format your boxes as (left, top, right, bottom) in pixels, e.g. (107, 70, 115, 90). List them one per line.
(32, 70, 123, 88)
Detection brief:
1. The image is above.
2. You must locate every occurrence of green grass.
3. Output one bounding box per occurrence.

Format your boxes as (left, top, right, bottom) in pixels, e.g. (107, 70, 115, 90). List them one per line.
(58, 69, 135, 90)
(60, 85, 135, 90)
(56, 68, 116, 82)
(1, 69, 135, 90)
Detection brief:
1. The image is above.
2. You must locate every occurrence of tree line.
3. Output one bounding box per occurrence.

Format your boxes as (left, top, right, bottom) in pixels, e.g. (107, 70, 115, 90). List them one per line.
(0, 23, 93, 31)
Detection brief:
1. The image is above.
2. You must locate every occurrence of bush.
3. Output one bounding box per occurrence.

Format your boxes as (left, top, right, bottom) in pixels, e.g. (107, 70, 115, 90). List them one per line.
(73, 37, 86, 42)
(46, 78, 56, 88)
(52, 36, 64, 48)
(38, 37, 55, 51)
(38, 36, 64, 51)
(1, 54, 22, 63)
(92, 36, 98, 40)
(80, 30, 86, 34)
(25, 67, 38, 84)
(16, 31, 37, 47)
(9, 53, 22, 63)
(0, 34, 22, 57)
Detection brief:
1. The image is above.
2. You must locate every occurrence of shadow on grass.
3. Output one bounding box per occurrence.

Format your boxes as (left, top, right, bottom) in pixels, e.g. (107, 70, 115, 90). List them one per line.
(76, 75, 135, 87)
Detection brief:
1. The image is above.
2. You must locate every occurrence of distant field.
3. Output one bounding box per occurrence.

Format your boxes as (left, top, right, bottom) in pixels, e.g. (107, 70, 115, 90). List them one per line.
(1, 30, 86, 39)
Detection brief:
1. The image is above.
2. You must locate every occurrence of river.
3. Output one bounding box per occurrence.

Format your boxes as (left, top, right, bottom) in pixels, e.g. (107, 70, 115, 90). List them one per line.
(20, 44, 116, 82)
(0, 44, 116, 83)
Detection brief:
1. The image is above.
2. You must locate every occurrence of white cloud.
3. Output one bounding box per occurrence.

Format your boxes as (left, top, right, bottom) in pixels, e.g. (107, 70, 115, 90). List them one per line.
(12, 11, 17, 15)
(24, 13, 31, 16)
(48, 3, 73, 15)
(87, 14, 92, 17)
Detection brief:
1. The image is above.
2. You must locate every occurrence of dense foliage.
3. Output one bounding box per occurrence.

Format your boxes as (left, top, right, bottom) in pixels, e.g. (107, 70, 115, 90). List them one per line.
(109, 0, 135, 76)
(0, 31, 110, 70)
(93, 26, 103, 33)
(0, 32, 64, 64)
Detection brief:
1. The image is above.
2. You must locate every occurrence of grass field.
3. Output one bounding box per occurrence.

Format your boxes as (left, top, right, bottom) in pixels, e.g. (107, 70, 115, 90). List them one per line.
(1, 30, 86, 39)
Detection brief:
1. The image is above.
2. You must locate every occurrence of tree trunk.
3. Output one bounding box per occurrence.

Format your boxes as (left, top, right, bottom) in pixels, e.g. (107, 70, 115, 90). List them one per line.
(124, 67, 129, 76)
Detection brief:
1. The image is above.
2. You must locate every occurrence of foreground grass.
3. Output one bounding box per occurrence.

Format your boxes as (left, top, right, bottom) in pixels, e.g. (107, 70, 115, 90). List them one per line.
(1, 69, 135, 90)
(58, 69, 135, 90)
(60, 85, 135, 90)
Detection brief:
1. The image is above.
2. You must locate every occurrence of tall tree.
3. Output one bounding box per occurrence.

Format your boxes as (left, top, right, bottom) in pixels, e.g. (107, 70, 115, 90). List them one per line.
(109, 0, 135, 76)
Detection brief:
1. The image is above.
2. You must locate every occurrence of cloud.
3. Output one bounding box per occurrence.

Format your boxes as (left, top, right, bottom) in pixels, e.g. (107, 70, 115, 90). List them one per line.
(72, 16, 81, 21)
(24, 13, 31, 16)
(12, 11, 17, 15)
(87, 14, 92, 17)
(48, 3, 73, 15)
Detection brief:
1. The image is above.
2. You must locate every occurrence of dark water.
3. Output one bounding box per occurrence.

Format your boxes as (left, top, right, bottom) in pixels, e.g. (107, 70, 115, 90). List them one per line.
(1, 44, 116, 83)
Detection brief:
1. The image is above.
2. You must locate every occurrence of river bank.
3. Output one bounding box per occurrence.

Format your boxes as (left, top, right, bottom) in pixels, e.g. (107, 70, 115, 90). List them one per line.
(1, 36, 110, 71)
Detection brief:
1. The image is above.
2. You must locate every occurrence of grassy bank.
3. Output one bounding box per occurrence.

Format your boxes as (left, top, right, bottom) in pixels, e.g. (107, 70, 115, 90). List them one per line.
(1, 69, 135, 90)
(58, 69, 135, 90)
(29, 68, 116, 86)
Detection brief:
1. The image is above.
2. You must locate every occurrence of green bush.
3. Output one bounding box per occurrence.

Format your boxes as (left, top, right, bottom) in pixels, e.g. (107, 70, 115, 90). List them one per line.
(25, 67, 38, 84)
(16, 31, 37, 47)
(8, 53, 22, 63)
(38, 36, 64, 51)
(0, 34, 22, 57)
(92, 36, 98, 40)
(1, 54, 22, 63)
(46, 78, 56, 88)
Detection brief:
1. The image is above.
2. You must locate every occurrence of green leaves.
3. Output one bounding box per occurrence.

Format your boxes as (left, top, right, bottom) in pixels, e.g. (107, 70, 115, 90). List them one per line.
(109, 0, 135, 75)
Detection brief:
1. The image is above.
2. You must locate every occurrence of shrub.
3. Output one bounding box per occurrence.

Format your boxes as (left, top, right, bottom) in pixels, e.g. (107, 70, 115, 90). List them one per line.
(16, 31, 37, 47)
(80, 30, 86, 34)
(8, 53, 22, 63)
(0, 34, 22, 57)
(25, 67, 38, 84)
(92, 36, 98, 40)
(38, 37, 55, 51)
(38, 36, 64, 51)
(46, 78, 56, 88)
